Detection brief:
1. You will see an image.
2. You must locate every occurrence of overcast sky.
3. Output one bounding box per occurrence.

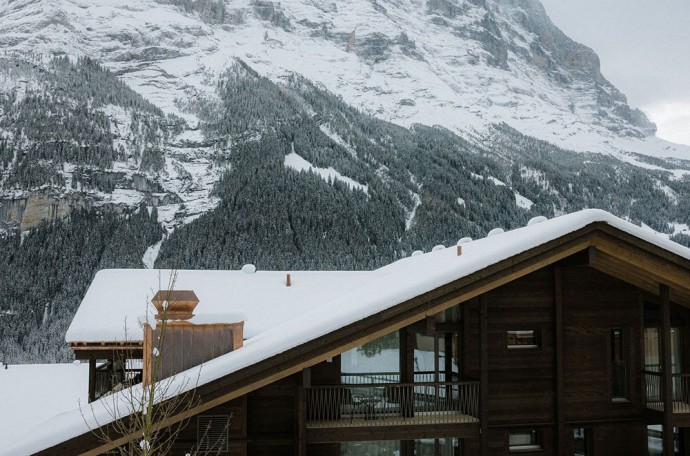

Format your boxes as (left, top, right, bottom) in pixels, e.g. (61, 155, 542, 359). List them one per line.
(539, 0, 690, 146)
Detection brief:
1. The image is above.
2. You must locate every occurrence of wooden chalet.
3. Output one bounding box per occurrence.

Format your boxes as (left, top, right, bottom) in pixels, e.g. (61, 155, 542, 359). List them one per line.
(9, 209, 690, 456)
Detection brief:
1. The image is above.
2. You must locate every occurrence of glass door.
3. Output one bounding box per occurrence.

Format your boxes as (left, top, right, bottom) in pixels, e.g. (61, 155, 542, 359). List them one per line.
(413, 331, 459, 383)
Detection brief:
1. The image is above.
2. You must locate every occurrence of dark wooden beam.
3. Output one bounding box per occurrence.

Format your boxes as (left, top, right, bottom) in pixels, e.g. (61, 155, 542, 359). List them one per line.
(306, 422, 480, 443)
(88, 358, 96, 403)
(660, 284, 675, 455)
(297, 382, 306, 456)
(554, 267, 565, 456)
(480, 297, 489, 456)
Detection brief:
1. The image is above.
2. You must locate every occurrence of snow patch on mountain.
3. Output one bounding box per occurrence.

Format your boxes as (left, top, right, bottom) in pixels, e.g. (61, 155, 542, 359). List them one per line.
(515, 192, 534, 210)
(284, 150, 368, 193)
(405, 191, 422, 231)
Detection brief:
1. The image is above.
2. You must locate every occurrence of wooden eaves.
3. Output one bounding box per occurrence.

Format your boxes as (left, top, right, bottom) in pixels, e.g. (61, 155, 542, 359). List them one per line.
(39, 221, 690, 455)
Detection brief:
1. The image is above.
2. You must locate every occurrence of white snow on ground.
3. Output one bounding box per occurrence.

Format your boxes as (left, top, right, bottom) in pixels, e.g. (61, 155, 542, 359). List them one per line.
(405, 191, 422, 231)
(0, 363, 88, 445)
(669, 223, 690, 236)
(487, 176, 507, 187)
(319, 124, 357, 158)
(6, 210, 690, 455)
(284, 151, 368, 193)
(654, 180, 679, 204)
(142, 239, 164, 269)
(515, 192, 534, 210)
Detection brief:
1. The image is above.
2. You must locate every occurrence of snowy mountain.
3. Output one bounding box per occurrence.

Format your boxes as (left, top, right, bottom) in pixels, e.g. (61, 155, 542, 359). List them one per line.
(2, 0, 689, 151)
(2, 0, 690, 362)
(1, 0, 689, 230)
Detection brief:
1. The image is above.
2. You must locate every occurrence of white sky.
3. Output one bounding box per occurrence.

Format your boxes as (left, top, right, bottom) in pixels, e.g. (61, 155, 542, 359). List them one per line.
(540, 0, 690, 146)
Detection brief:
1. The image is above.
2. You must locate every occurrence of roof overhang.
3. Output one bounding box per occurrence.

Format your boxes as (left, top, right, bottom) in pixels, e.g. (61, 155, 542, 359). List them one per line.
(70, 341, 144, 360)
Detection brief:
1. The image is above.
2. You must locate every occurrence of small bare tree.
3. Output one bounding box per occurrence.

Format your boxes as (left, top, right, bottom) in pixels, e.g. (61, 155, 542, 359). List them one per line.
(81, 270, 230, 455)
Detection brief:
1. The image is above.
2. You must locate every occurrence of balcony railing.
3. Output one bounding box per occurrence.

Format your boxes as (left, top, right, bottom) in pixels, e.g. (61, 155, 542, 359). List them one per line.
(340, 371, 453, 385)
(643, 370, 690, 413)
(306, 381, 479, 428)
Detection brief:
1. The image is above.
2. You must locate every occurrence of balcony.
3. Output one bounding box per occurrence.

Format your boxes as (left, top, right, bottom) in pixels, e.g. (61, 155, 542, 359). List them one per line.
(305, 381, 480, 428)
(643, 371, 690, 414)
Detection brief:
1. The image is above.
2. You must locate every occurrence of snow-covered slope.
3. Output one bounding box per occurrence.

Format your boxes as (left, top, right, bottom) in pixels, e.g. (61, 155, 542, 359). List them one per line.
(1, 0, 688, 161)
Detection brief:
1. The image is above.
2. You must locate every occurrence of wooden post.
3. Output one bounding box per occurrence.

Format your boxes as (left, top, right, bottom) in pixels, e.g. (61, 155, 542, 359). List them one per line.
(660, 284, 674, 455)
(480, 297, 489, 456)
(297, 380, 307, 456)
(88, 358, 96, 403)
(554, 268, 565, 456)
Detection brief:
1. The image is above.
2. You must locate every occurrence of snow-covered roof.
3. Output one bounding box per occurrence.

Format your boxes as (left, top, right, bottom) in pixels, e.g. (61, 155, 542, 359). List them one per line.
(5, 209, 690, 455)
(66, 270, 376, 343)
(0, 363, 88, 447)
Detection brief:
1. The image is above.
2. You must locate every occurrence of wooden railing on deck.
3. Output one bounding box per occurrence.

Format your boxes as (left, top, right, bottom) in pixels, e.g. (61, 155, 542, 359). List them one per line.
(643, 370, 690, 413)
(306, 381, 479, 427)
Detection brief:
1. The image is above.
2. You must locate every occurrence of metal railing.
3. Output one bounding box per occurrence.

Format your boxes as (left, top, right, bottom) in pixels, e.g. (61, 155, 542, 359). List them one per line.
(643, 371, 690, 413)
(340, 371, 454, 384)
(306, 381, 479, 427)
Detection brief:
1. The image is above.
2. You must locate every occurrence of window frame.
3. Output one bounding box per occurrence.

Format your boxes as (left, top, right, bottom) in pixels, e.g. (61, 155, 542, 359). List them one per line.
(573, 427, 593, 456)
(508, 429, 543, 453)
(505, 329, 541, 351)
(610, 327, 630, 401)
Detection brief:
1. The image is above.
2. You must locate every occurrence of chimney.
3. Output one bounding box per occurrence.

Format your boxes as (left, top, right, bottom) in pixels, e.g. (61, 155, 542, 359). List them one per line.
(143, 290, 244, 385)
(151, 290, 199, 321)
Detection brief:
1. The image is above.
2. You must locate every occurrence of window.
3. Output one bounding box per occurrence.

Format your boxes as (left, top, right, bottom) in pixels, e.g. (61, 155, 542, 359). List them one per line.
(197, 415, 229, 452)
(341, 331, 400, 384)
(509, 430, 542, 452)
(611, 328, 629, 400)
(506, 330, 540, 350)
(573, 427, 592, 456)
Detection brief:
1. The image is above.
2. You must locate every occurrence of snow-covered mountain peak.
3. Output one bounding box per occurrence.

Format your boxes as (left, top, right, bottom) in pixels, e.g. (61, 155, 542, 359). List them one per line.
(0, 0, 670, 159)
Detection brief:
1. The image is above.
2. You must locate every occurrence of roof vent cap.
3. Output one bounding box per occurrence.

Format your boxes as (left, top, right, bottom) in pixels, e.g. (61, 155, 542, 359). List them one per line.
(151, 290, 199, 321)
(487, 228, 504, 237)
(527, 216, 548, 226)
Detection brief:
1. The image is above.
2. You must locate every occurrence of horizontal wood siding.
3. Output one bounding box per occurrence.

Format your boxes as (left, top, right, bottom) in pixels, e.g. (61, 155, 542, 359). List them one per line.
(561, 266, 643, 421)
(487, 426, 556, 456)
(485, 268, 556, 425)
(167, 398, 246, 456)
(247, 375, 299, 456)
(591, 421, 647, 456)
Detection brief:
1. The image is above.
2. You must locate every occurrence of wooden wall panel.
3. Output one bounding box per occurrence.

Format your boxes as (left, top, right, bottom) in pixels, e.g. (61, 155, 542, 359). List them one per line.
(561, 266, 644, 422)
(487, 426, 556, 456)
(168, 398, 246, 456)
(484, 268, 556, 425)
(310, 357, 341, 386)
(247, 375, 299, 456)
(591, 422, 647, 456)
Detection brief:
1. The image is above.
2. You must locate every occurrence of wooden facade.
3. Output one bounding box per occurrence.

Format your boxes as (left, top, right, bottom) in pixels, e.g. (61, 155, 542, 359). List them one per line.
(46, 222, 690, 455)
